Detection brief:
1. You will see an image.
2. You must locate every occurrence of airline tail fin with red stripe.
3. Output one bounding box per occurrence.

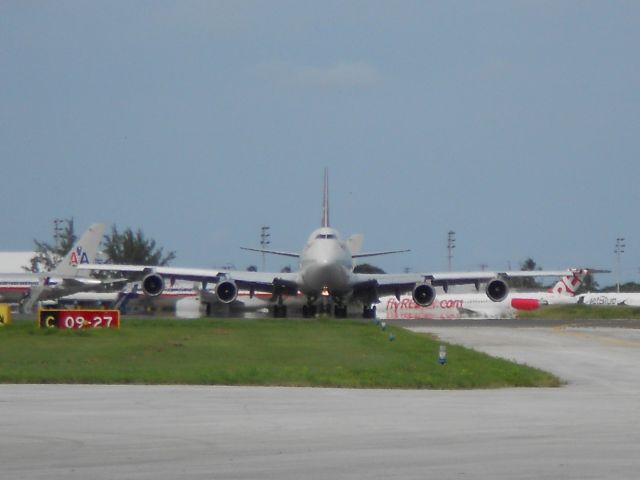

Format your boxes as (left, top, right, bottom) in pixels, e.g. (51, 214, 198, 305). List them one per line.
(547, 269, 588, 296)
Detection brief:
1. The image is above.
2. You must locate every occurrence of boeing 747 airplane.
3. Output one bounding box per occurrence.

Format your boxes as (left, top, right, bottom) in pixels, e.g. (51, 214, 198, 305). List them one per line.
(79, 171, 578, 319)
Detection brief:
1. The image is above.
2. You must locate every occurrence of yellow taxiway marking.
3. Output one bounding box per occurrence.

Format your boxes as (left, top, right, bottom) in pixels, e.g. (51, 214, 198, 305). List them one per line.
(552, 325, 640, 348)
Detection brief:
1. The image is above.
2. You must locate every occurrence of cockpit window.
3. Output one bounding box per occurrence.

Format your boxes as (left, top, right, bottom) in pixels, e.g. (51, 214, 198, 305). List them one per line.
(315, 234, 337, 240)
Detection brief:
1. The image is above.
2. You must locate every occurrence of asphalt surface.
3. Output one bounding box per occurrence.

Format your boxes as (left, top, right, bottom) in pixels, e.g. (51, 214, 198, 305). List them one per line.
(2, 322, 640, 479)
(390, 316, 640, 329)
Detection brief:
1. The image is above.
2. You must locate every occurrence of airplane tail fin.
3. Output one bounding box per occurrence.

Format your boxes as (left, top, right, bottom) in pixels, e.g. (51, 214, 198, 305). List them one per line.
(547, 268, 588, 296)
(347, 234, 364, 255)
(52, 223, 106, 278)
(322, 168, 330, 228)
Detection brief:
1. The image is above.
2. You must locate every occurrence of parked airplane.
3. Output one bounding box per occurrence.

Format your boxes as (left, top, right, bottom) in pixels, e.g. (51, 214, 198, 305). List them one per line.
(377, 269, 590, 320)
(576, 291, 640, 307)
(79, 171, 579, 319)
(53, 280, 198, 314)
(0, 223, 106, 312)
(52, 279, 296, 316)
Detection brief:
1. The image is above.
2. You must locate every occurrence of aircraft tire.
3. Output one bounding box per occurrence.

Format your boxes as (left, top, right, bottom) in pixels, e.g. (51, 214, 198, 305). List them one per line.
(273, 305, 288, 318)
(363, 305, 376, 319)
(334, 305, 348, 318)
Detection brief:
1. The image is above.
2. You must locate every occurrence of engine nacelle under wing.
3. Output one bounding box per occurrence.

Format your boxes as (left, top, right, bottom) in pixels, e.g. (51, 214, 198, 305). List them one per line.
(511, 298, 540, 311)
(216, 280, 238, 304)
(412, 282, 436, 307)
(142, 273, 165, 297)
(486, 278, 509, 302)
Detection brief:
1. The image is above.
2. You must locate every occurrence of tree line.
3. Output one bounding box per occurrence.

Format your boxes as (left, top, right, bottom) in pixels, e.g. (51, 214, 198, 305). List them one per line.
(26, 220, 639, 292)
(25, 219, 175, 273)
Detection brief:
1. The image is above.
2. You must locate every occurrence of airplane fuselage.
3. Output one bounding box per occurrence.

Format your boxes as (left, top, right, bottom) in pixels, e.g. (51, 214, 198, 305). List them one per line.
(299, 227, 353, 297)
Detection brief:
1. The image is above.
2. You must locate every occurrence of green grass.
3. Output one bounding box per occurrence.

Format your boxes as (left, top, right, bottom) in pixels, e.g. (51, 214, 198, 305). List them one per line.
(0, 318, 560, 389)
(519, 304, 640, 320)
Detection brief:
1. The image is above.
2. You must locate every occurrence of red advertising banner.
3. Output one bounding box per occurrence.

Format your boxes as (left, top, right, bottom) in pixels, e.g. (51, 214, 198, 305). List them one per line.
(38, 309, 120, 329)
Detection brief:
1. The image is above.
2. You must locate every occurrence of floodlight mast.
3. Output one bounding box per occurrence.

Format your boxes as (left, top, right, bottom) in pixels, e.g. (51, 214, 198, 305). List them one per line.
(260, 226, 271, 272)
(615, 237, 625, 293)
(447, 231, 456, 272)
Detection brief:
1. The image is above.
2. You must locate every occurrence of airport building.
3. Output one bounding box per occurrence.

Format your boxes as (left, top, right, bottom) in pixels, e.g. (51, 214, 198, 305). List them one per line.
(0, 252, 35, 273)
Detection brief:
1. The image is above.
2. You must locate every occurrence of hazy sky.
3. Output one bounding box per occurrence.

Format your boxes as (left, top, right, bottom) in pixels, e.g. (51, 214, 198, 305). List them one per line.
(2, 1, 639, 285)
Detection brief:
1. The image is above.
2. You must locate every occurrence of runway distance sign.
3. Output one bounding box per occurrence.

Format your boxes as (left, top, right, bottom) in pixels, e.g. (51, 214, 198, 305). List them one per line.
(38, 309, 120, 329)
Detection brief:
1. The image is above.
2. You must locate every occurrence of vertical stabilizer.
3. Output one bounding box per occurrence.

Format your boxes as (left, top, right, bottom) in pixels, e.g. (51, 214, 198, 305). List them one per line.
(322, 168, 330, 227)
(347, 234, 364, 255)
(52, 223, 106, 277)
(548, 269, 587, 296)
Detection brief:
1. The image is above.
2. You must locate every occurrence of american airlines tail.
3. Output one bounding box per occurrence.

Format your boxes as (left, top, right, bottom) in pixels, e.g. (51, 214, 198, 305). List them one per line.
(52, 223, 105, 277)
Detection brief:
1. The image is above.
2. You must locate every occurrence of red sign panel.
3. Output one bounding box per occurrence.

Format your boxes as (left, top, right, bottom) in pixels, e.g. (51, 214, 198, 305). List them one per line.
(38, 309, 120, 329)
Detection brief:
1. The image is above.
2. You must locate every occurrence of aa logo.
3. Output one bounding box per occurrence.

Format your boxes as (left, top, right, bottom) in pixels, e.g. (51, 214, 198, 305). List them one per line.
(69, 247, 90, 267)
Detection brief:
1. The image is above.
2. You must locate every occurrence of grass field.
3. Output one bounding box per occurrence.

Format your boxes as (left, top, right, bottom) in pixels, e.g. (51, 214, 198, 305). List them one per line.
(519, 304, 640, 320)
(0, 318, 560, 389)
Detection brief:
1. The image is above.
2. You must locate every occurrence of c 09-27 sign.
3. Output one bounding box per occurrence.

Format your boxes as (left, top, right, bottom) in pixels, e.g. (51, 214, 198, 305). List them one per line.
(38, 309, 120, 329)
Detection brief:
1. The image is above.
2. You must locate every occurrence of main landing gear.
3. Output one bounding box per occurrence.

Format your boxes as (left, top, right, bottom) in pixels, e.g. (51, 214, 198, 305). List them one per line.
(271, 298, 378, 320)
(334, 304, 348, 318)
(302, 304, 318, 318)
(362, 305, 376, 319)
(301, 300, 347, 318)
(331, 304, 377, 319)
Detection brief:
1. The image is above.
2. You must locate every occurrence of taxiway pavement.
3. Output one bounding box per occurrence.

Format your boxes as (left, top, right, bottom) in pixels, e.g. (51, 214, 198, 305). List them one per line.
(1, 324, 640, 479)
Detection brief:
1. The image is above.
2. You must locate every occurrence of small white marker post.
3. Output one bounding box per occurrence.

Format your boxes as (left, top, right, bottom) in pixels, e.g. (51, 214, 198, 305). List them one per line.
(438, 345, 447, 365)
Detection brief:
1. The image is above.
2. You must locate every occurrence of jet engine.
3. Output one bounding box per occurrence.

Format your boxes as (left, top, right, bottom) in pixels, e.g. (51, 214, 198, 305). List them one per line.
(142, 273, 165, 297)
(412, 282, 436, 306)
(486, 278, 509, 302)
(216, 279, 238, 304)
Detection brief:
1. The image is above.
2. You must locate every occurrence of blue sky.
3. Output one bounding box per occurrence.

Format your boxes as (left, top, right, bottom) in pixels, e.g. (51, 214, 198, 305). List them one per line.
(1, 1, 639, 285)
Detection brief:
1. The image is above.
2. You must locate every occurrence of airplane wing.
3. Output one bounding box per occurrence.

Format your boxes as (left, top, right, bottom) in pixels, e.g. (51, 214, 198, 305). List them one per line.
(78, 263, 301, 298)
(81, 264, 581, 296)
(79, 263, 297, 283)
(351, 269, 583, 299)
(79, 262, 589, 316)
(240, 247, 300, 258)
(426, 270, 576, 285)
(352, 249, 411, 258)
(355, 269, 574, 284)
(58, 277, 106, 288)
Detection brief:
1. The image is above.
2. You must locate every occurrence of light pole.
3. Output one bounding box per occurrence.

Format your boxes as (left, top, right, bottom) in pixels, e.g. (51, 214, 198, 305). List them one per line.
(615, 237, 625, 293)
(260, 226, 271, 272)
(447, 231, 456, 272)
(53, 218, 65, 249)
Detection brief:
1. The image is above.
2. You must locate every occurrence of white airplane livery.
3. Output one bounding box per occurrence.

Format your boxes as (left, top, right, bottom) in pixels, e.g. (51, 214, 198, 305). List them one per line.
(377, 269, 590, 320)
(79, 171, 580, 319)
(576, 291, 640, 307)
(0, 223, 106, 312)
